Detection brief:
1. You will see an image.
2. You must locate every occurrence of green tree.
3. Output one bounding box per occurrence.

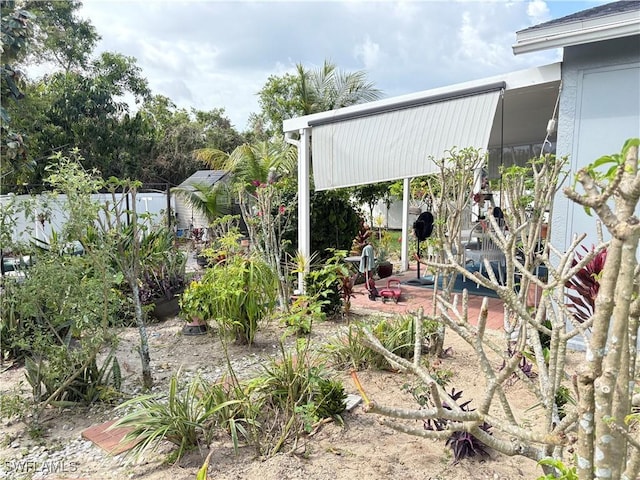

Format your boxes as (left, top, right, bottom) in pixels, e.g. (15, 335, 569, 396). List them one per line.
(139, 95, 246, 186)
(1, 0, 101, 184)
(1, 0, 35, 176)
(24, 0, 98, 72)
(250, 59, 382, 139)
(194, 140, 297, 307)
(4, 52, 152, 189)
(46, 151, 155, 390)
(350, 182, 393, 227)
(296, 60, 382, 113)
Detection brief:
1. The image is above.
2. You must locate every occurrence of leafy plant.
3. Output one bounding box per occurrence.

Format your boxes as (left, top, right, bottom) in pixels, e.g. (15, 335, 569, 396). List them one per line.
(350, 220, 373, 255)
(137, 226, 187, 304)
(195, 241, 277, 345)
(179, 279, 216, 323)
(371, 314, 439, 368)
(536, 458, 578, 480)
(24, 348, 121, 404)
(280, 294, 326, 335)
(305, 249, 352, 317)
(253, 339, 346, 454)
(113, 374, 244, 461)
(0, 382, 30, 422)
(323, 322, 373, 370)
(325, 315, 440, 371)
(421, 388, 492, 464)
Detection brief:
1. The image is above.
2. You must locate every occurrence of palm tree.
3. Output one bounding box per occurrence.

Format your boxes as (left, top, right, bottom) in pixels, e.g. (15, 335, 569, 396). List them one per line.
(170, 181, 231, 227)
(296, 60, 383, 114)
(194, 140, 297, 187)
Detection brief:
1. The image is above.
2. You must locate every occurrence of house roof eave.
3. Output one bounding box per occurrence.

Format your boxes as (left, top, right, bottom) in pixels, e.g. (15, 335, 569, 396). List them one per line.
(513, 10, 640, 55)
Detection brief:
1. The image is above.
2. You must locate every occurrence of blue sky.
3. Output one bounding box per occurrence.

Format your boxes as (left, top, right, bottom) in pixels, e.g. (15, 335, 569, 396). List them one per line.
(76, 0, 608, 130)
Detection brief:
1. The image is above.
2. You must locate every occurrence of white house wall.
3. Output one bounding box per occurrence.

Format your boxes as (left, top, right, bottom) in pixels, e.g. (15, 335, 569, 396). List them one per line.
(553, 36, 640, 252)
(553, 36, 640, 350)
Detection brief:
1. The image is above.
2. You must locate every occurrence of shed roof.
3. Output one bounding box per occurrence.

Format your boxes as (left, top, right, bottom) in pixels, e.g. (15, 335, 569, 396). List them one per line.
(176, 170, 228, 190)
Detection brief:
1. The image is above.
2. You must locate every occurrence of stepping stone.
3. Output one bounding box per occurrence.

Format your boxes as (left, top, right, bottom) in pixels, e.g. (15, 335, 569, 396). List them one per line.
(81, 419, 139, 455)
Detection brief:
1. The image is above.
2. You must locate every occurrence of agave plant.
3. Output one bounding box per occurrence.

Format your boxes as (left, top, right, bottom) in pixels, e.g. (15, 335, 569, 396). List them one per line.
(565, 245, 607, 324)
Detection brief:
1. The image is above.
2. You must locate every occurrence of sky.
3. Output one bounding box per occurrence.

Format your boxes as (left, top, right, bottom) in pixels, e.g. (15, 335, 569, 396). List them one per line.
(77, 0, 609, 131)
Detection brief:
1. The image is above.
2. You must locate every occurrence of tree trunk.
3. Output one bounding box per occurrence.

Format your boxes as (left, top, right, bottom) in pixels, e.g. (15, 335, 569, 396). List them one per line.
(130, 276, 153, 390)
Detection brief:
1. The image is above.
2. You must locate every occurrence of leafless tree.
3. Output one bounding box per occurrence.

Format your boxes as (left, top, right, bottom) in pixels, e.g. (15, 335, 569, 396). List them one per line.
(356, 140, 640, 479)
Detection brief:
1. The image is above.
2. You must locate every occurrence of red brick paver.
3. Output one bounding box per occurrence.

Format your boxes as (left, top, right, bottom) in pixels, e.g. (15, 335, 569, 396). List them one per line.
(81, 419, 138, 455)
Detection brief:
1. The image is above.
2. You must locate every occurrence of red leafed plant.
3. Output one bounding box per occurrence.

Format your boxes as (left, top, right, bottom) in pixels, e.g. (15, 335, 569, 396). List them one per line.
(565, 245, 607, 323)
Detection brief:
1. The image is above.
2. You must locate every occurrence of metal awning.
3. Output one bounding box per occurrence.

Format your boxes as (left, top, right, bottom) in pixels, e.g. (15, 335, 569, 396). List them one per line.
(284, 62, 562, 191)
(310, 85, 503, 190)
(282, 63, 562, 289)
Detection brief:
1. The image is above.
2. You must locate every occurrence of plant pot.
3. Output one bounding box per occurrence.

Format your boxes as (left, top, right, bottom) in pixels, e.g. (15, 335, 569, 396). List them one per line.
(540, 223, 549, 240)
(526, 283, 542, 308)
(196, 254, 209, 268)
(149, 295, 180, 321)
(182, 317, 209, 336)
(376, 261, 393, 279)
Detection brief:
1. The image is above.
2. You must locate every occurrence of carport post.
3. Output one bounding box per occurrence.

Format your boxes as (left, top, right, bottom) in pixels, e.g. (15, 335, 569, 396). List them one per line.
(401, 178, 410, 271)
(291, 128, 311, 294)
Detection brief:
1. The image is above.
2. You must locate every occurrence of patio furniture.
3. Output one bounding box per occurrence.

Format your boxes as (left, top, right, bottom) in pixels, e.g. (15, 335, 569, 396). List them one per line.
(379, 278, 402, 303)
(464, 222, 506, 286)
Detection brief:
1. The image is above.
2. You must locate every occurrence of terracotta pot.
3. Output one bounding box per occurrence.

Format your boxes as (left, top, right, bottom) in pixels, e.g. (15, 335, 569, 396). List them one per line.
(526, 283, 542, 308)
(182, 317, 209, 336)
(540, 223, 549, 239)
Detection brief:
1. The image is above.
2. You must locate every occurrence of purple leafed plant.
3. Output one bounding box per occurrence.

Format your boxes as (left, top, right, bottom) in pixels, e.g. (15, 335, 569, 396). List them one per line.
(423, 388, 492, 464)
(565, 245, 607, 324)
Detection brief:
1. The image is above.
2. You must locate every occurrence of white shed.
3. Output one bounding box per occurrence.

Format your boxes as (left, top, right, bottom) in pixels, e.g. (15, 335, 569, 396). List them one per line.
(173, 170, 230, 233)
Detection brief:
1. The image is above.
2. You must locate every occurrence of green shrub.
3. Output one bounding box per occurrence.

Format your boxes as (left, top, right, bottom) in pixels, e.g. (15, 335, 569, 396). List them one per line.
(253, 339, 346, 454)
(304, 249, 351, 317)
(279, 294, 327, 335)
(198, 252, 277, 345)
(114, 374, 248, 461)
(325, 314, 440, 371)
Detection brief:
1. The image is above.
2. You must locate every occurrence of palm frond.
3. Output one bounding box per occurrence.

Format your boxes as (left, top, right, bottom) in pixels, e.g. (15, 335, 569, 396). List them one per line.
(171, 182, 230, 223)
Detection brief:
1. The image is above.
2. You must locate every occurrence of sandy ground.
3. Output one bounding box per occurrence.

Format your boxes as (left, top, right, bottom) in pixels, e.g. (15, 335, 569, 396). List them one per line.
(0, 307, 563, 480)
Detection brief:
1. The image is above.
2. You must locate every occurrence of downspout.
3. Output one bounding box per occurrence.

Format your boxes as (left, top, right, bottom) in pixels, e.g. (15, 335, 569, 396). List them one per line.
(285, 130, 311, 293)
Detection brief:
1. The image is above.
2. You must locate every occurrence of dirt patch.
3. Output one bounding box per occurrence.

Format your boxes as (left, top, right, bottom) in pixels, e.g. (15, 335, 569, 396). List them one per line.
(0, 312, 561, 480)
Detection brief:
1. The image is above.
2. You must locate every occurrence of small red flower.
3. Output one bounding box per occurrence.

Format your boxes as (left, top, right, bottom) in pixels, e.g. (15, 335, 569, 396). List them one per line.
(279, 205, 285, 215)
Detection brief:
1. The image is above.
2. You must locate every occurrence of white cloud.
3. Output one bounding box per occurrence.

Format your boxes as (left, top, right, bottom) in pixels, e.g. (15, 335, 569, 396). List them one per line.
(527, 0, 552, 23)
(68, 0, 595, 130)
(354, 36, 382, 69)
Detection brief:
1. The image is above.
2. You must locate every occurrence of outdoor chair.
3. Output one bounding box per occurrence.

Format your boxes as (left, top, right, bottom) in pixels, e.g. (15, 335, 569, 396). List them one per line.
(463, 221, 506, 287)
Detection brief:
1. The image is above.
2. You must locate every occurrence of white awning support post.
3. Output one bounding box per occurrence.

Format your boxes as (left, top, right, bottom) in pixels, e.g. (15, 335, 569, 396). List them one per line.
(296, 128, 311, 293)
(401, 178, 411, 271)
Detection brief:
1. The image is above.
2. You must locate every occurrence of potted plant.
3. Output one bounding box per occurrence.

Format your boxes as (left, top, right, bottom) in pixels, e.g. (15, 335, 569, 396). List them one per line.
(374, 231, 394, 279)
(182, 231, 278, 344)
(179, 278, 212, 335)
(137, 227, 188, 321)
